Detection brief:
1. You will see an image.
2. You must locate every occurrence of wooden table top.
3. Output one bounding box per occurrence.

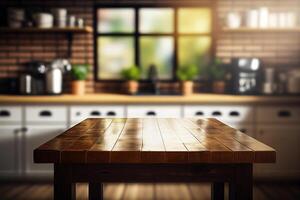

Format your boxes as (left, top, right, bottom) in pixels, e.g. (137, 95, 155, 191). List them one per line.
(34, 118, 276, 164)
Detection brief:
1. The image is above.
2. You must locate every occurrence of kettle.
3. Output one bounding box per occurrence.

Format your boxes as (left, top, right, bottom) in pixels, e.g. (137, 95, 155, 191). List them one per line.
(46, 59, 71, 94)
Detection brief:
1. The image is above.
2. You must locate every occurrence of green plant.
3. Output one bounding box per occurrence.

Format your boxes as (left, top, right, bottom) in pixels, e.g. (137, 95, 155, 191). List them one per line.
(209, 59, 226, 81)
(121, 65, 140, 81)
(71, 64, 89, 80)
(176, 64, 199, 81)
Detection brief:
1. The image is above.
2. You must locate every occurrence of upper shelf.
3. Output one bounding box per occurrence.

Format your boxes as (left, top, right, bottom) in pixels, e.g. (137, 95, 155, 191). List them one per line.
(222, 27, 300, 33)
(0, 26, 93, 33)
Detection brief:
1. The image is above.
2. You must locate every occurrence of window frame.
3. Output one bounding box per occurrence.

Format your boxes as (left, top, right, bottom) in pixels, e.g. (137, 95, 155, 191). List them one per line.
(93, 2, 216, 82)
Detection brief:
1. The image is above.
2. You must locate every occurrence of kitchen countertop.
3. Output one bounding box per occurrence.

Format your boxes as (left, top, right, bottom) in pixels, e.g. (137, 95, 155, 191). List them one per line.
(0, 93, 300, 104)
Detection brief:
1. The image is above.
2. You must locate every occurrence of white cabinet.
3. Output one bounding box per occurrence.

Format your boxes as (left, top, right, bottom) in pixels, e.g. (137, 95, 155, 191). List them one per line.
(183, 105, 254, 123)
(183, 105, 255, 137)
(25, 106, 67, 124)
(24, 106, 67, 176)
(257, 106, 300, 123)
(0, 106, 22, 124)
(0, 125, 22, 176)
(127, 105, 181, 118)
(70, 105, 125, 126)
(255, 106, 300, 179)
(255, 125, 300, 179)
(24, 125, 65, 175)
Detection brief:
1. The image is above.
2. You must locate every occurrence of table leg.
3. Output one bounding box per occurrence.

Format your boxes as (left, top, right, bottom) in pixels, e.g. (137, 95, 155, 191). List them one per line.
(229, 164, 253, 200)
(211, 182, 224, 200)
(89, 182, 103, 200)
(54, 164, 75, 200)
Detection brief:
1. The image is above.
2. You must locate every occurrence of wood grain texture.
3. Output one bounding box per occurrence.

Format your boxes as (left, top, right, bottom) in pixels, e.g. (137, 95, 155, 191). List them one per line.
(1, 94, 300, 105)
(34, 118, 276, 164)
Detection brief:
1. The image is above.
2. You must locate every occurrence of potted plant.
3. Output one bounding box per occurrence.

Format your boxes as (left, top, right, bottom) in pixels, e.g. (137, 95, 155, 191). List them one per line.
(121, 65, 141, 95)
(176, 64, 198, 95)
(70, 64, 89, 95)
(210, 59, 226, 94)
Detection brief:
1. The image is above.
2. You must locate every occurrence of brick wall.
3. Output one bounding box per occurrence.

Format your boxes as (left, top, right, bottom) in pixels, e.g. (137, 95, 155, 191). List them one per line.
(0, 0, 299, 94)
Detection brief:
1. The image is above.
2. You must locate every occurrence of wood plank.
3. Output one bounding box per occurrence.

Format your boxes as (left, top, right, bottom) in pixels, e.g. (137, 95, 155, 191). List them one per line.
(157, 118, 189, 163)
(179, 119, 234, 163)
(165, 119, 211, 163)
(110, 118, 143, 163)
(60, 119, 113, 163)
(141, 118, 166, 163)
(87, 119, 126, 163)
(191, 118, 275, 163)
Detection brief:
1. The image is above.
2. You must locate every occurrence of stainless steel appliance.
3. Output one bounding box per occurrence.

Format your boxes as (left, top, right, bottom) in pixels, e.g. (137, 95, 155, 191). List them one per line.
(232, 58, 262, 94)
(262, 68, 277, 95)
(45, 59, 71, 95)
(287, 69, 300, 94)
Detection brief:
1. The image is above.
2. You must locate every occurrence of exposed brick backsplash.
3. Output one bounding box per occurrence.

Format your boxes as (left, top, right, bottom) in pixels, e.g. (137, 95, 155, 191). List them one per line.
(0, 0, 300, 94)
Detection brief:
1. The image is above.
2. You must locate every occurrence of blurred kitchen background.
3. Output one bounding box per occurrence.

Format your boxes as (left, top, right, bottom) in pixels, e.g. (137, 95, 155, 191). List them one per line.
(0, 0, 300, 199)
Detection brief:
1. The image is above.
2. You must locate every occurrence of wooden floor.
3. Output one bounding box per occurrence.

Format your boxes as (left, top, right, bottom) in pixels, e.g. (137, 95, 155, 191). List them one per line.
(0, 182, 299, 200)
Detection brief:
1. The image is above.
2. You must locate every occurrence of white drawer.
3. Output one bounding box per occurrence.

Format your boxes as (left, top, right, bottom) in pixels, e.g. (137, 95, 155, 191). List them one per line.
(70, 105, 125, 123)
(256, 106, 300, 123)
(127, 105, 181, 118)
(25, 106, 67, 124)
(0, 106, 22, 123)
(183, 105, 254, 123)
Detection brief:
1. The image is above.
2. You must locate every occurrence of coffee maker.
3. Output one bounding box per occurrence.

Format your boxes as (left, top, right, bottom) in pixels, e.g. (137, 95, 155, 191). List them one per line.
(19, 61, 47, 95)
(231, 58, 262, 94)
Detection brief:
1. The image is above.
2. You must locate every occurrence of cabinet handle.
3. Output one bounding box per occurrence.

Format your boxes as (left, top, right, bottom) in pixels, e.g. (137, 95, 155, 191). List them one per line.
(195, 111, 204, 116)
(277, 110, 291, 118)
(240, 128, 247, 133)
(0, 110, 10, 117)
(107, 111, 116, 116)
(212, 111, 222, 116)
(76, 111, 81, 116)
(229, 111, 240, 117)
(39, 110, 52, 117)
(21, 127, 28, 132)
(146, 111, 156, 116)
(90, 111, 101, 116)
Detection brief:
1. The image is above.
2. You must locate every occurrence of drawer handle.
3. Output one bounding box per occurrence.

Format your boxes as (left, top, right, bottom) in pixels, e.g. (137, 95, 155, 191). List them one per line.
(229, 111, 240, 117)
(76, 111, 81, 116)
(39, 110, 52, 117)
(278, 110, 291, 117)
(146, 111, 156, 116)
(212, 111, 222, 116)
(0, 110, 10, 117)
(90, 111, 101, 116)
(107, 111, 116, 116)
(195, 111, 204, 116)
(240, 128, 247, 133)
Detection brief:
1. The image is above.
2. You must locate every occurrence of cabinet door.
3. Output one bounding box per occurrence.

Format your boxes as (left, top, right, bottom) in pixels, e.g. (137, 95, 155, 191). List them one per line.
(255, 125, 300, 179)
(127, 105, 181, 118)
(0, 125, 21, 176)
(183, 105, 254, 124)
(70, 105, 125, 125)
(25, 125, 66, 175)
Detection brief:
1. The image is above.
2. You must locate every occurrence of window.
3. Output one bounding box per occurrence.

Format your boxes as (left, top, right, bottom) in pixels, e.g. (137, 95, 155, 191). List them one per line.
(95, 5, 213, 81)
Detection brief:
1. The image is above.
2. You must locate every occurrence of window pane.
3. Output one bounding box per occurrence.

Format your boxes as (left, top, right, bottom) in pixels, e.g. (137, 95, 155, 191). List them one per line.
(97, 37, 134, 79)
(178, 36, 211, 69)
(139, 8, 174, 33)
(178, 8, 211, 33)
(97, 8, 134, 33)
(140, 37, 174, 80)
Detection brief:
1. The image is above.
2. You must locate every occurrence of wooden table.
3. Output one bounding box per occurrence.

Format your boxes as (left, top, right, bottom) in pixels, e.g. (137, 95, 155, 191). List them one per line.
(34, 118, 276, 200)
